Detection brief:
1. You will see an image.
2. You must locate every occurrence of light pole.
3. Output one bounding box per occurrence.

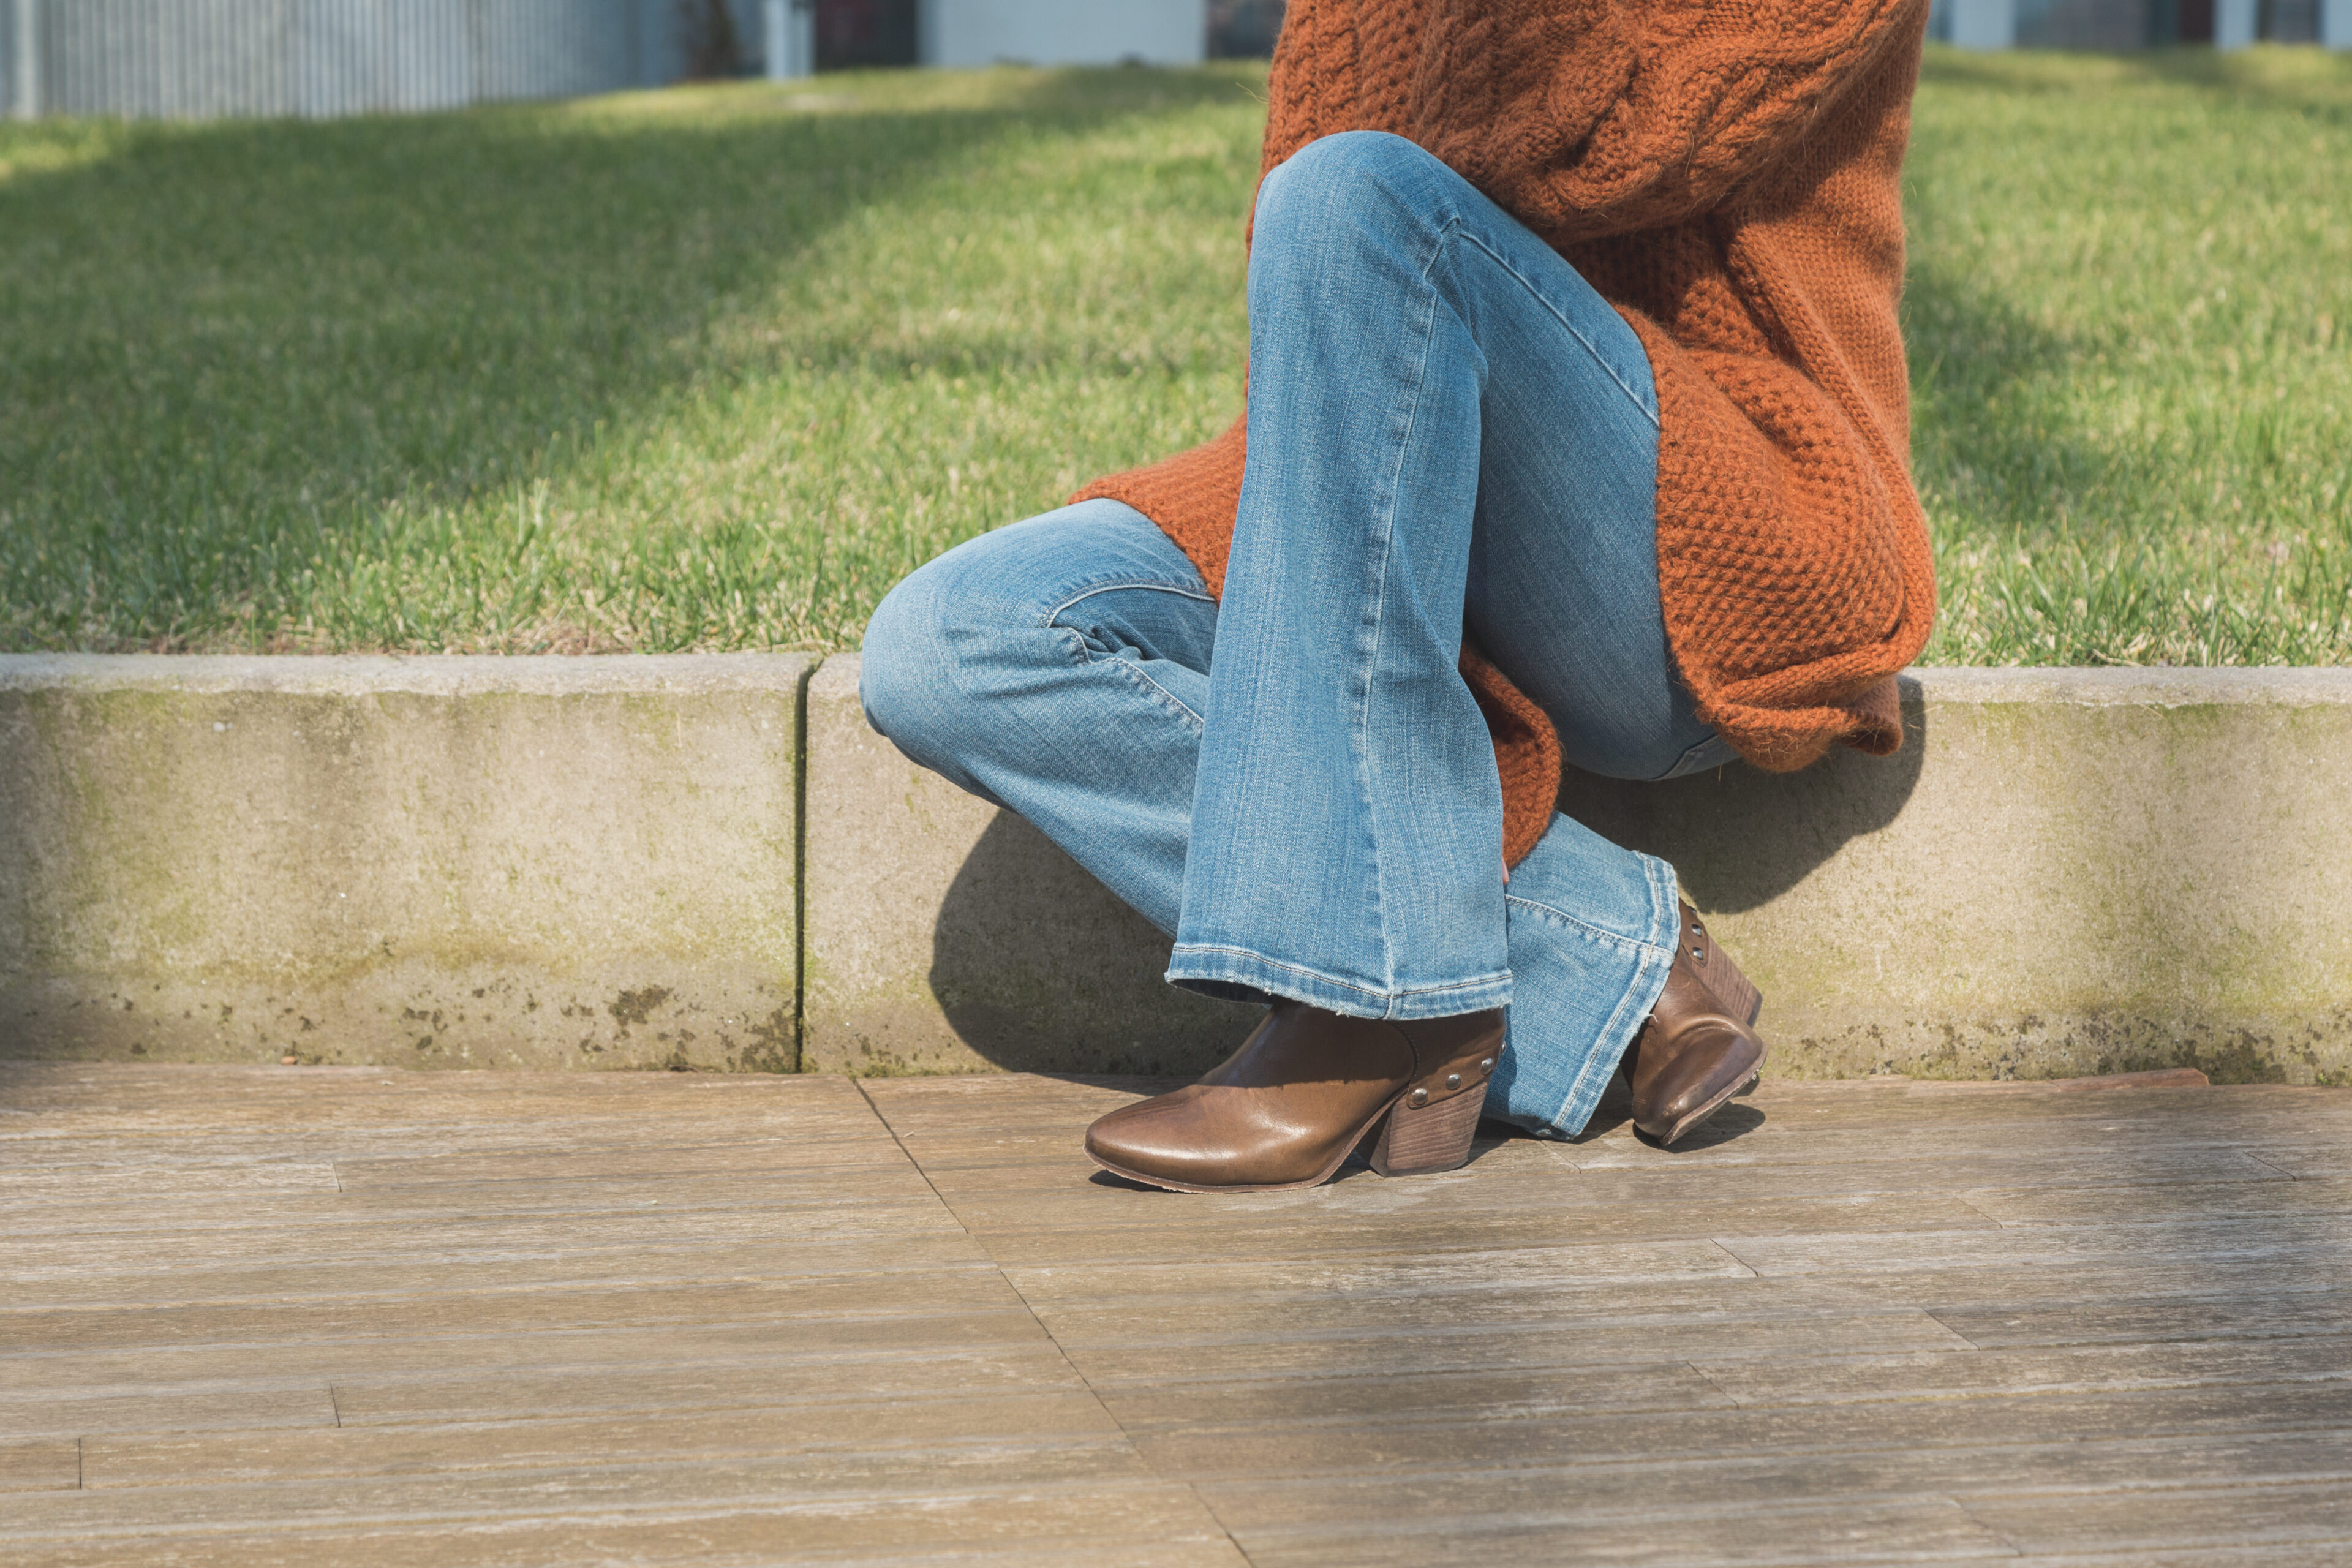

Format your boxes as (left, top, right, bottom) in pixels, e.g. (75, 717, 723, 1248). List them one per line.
(12, 0, 40, 121)
(766, 0, 816, 79)
(1948, 0, 2016, 50)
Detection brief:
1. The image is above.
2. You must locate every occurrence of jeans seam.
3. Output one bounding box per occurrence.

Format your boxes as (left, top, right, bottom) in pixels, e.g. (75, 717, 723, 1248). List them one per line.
(1345, 212, 1455, 997)
(1042, 579, 1213, 731)
(1558, 932, 1672, 1132)
(1530, 854, 1681, 1134)
(1109, 655, 1207, 734)
(1457, 229, 1659, 430)
(1046, 625, 1207, 732)
(1039, 577, 1215, 628)
(1170, 943, 1512, 1003)
(1502, 894, 1675, 960)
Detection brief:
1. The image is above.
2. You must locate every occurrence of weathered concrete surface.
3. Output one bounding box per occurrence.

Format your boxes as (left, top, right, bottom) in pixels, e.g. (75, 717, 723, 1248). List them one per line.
(806, 657, 2352, 1084)
(0, 654, 813, 1071)
(801, 655, 1262, 1076)
(1564, 668, 2352, 1085)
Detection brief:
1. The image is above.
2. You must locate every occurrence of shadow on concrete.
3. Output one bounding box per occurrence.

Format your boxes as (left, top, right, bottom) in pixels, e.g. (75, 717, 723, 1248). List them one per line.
(928, 811, 1259, 1077)
(926, 682, 1919, 1086)
(929, 684, 1923, 1074)
(1556, 677, 1928, 913)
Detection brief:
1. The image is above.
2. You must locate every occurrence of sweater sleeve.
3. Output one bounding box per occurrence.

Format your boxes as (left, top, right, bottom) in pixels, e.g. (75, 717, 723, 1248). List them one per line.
(1404, 0, 1929, 243)
(1259, 0, 1428, 173)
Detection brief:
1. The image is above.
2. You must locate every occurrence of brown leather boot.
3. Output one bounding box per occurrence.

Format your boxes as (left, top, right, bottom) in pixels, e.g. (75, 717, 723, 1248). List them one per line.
(1623, 902, 1765, 1146)
(1084, 1001, 1504, 1192)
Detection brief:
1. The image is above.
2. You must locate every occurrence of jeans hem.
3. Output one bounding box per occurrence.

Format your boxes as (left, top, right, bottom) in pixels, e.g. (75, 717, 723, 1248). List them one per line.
(1489, 852, 1682, 1141)
(1166, 944, 1512, 1022)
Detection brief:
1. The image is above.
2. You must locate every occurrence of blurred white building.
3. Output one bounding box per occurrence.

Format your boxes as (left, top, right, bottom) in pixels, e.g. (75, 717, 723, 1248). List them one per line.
(0, 0, 1209, 121)
(919, 0, 1204, 70)
(0, 0, 754, 120)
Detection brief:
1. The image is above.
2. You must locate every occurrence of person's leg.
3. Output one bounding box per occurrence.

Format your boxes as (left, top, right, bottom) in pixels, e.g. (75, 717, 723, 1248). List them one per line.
(1429, 154, 1747, 1140)
(859, 497, 1215, 938)
(866, 495, 1502, 1191)
(1167, 130, 1751, 1138)
(866, 132, 1754, 1151)
(1167, 130, 1689, 1033)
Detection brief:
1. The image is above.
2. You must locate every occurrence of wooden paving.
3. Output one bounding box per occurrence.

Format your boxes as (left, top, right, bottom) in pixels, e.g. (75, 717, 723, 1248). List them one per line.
(2, 1063, 2350, 1565)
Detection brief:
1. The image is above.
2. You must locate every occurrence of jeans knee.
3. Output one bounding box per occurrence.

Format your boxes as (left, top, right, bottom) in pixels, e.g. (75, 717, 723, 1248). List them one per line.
(859, 528, 1061, 776)
(1256, 130, 1447, 243)
(858, 562, 959, 762)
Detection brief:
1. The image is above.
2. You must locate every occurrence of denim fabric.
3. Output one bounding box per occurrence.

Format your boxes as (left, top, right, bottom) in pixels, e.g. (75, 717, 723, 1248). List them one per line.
(861, 131, 1730, 1137)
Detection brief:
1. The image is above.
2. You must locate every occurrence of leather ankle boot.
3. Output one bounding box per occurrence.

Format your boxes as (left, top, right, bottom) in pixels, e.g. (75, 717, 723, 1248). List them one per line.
(1623, 902, 1766, 1146)
(1084, 1001, 1504, 1193)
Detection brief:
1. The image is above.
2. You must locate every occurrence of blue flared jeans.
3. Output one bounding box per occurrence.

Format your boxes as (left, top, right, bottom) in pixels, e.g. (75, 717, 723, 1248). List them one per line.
(861, 131, 1736, 1139)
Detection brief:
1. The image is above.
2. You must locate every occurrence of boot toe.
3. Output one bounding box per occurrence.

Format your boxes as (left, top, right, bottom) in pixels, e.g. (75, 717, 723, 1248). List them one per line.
(1084, 1093, 1229, 1188)
(1634, 1020, 1763, 1145)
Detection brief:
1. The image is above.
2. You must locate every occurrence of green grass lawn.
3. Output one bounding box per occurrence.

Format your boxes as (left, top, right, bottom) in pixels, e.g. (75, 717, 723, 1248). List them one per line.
(1, 47, 2347, 663)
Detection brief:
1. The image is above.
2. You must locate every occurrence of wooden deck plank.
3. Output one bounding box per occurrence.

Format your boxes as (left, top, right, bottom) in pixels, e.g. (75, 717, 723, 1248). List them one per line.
(1719, 1213, 2352, 1276)
(0, 1439, 81, 1493)
(962, 1196, 2002, 1268)
(1230, 1498, 2018, 1566)
(1000, 1239, 1759, 1309)
(0, 1126, 897, 1165)
(0, 1486, 1248, 1567)
(81, 1394, 1126, 1487)
(1692, 1335, 2352, 1406)
(1929, 1294, 2352, 1349)
(1003, 1253, 2352, 1325)
(0, 1150, 898, 1203)
(1093, 1361, 1741, 1430)
(1962, 1175, 2352, 1225)
(2004, 1550, 2352, 1567)
(0, 1384, 338, 1439)
(3, 1445, 1173, 1534)
(7, 1065, 2351, 1564)
(1128, 1382, 2352, 1476)
(4, 1273, 1033, 1352)
(1050, 1310, 1975, 1388)
(1197, 1425, 2352, 1530)
(1961, 1479, 2352, 1556)
(0, 1241, 1004, 1313)
(0, 1163, 342, 1200)
(0, 1312, 1054, 1398)
(326, 1347, 1095, 1428)
(0, 1175, 957, 1238)
(0, 1526, 1250, 1568)
(914, 1145, 2301, 1205)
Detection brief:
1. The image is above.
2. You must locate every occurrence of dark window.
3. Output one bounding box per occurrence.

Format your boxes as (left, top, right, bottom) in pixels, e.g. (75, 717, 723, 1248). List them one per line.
(817, 0, 918, 70)
(1210, 0, 1287, 58)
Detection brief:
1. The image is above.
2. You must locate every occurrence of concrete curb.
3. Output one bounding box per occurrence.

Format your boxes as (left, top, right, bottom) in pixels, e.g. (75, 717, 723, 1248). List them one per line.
(5, 653, 2348, 1083)
(804, 655, 2352, 1085)
(0, 654, 815, 1070)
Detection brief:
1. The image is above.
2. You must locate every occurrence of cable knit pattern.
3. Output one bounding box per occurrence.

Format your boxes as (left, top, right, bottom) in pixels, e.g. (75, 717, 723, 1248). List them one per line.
(1075, 0, 1937, 864)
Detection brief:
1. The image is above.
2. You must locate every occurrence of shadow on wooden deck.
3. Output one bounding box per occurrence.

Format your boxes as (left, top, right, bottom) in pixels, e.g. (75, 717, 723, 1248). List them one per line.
(2, 1063, 2349, 1564)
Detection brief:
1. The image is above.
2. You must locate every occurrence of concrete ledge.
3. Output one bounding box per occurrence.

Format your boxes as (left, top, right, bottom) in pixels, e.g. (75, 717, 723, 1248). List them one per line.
(0, 654, 814, 1069)
(7, 653, 2346, 1084)
(804, 656, 2352, 1084)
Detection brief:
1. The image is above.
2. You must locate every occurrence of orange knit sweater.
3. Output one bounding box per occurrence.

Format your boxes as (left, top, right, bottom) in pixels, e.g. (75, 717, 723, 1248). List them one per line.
(1076, 0, 1938, 865)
